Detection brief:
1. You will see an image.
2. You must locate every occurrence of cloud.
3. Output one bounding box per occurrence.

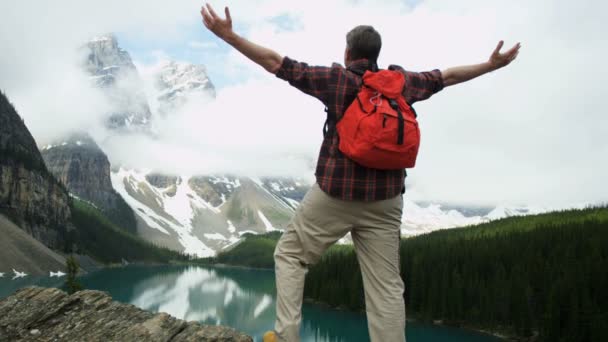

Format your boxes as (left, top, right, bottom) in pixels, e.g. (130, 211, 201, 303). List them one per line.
(100, 61, 320, 180)
(0, 0, 606, 206)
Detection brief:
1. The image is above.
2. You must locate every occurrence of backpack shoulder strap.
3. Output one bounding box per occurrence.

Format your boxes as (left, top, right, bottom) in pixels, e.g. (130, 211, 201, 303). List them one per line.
(323, 61, 379, 138)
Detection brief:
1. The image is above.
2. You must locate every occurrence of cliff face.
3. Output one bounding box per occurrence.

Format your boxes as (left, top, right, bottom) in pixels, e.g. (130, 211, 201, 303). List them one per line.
(41, 133, 136, 233)
(0, 287, 253, 342)
(0, 91, 71, 250)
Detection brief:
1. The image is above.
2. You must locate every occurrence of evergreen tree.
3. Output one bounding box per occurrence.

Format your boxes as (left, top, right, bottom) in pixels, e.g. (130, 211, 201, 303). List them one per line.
(65, 255, 83, 295)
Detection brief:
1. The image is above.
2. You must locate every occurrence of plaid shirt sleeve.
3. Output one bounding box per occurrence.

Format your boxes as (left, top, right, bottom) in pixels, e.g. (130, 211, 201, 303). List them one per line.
(388, 65, 444, 104)
(275, 56, 334, 105)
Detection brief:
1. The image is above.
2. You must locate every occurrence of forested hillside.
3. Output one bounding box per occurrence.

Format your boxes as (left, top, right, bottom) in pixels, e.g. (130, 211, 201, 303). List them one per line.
(214, 206, 608, 341)
(70, 199, 189, 264)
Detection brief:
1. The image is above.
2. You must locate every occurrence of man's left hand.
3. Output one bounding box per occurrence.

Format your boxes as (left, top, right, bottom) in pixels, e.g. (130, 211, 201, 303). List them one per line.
(201, 3, 234, 41)
(488, 40, 521, 70)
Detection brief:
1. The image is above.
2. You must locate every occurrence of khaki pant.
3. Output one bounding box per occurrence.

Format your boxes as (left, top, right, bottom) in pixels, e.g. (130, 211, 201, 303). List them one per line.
(274, 183, 405, 342)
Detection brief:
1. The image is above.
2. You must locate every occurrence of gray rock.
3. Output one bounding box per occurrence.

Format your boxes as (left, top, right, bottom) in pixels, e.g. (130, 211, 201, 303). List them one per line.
(154, 60, 216, 116)
(40, 132, 137, 233)
(0, 287, 253, 342)
(146, 173, 180, 189)
(84, 34, 152, 130)
(0, 91, 72, 251)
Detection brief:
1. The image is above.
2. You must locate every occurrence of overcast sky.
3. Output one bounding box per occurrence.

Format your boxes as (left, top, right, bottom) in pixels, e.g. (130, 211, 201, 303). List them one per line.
(0, 0, 606, 207)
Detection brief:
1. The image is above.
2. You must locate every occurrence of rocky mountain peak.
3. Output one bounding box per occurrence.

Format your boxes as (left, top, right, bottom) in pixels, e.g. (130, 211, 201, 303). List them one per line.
(154, 60, 216, 115)
(83, 34, 152, 130)
(85, 34, 136, 86)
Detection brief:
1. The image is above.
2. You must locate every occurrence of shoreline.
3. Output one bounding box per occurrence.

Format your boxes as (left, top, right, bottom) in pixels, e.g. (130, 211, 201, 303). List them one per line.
(303, 296, 513, 340)
(75, 261, 526, 340)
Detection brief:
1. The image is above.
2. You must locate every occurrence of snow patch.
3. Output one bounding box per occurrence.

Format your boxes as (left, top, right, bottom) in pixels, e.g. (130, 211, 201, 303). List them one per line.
(257, 210, 279, 232)
(204, 233, 227, 241)
(270, 182, 281, 192)
(283, 197, 300, 210)
(227, 220, 236, 234)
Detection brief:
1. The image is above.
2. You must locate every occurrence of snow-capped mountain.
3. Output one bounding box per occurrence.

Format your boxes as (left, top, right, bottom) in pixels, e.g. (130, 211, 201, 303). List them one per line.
(153, 61, 216, 116)
(399, 201, 588, 237)
(111, 168, 306, 257)
(400, 201, 486, 236)
(85, 34, 152, 129)
(485, 205, 548, 221)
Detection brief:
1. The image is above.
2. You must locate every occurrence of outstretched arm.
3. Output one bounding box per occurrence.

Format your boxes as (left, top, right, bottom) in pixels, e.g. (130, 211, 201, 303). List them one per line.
(201, 4, 283, 74)
(442, 41, 521, 87)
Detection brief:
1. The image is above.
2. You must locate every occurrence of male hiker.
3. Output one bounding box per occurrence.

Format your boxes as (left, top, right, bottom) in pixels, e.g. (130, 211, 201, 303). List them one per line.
(201, 4, 520, 342)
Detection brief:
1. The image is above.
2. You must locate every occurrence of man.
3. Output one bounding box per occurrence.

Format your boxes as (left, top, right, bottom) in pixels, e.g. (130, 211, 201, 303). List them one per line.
(201, 4, 520, 342)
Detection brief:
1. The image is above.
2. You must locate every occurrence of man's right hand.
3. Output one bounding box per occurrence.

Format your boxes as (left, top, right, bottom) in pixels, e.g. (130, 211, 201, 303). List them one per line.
(199, 3, 283, 74)
(201, 3, 235, 42)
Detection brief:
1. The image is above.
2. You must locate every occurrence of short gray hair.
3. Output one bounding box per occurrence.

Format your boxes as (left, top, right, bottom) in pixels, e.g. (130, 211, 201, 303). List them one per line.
(346, 25, 382, 62)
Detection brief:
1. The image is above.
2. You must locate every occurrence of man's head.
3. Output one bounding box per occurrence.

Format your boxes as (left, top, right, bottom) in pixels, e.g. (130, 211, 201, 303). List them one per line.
(345, 25, 382, 65)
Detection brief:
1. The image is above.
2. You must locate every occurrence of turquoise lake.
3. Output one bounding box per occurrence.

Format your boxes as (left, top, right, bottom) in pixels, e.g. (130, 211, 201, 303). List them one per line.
(0, 265, 502, 341)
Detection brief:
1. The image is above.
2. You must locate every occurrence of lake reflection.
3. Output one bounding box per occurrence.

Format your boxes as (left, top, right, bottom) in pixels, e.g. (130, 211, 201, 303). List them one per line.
(80, 265, 279, 340)
(128, 266, 275, 335)
(1, 265, 500, 342)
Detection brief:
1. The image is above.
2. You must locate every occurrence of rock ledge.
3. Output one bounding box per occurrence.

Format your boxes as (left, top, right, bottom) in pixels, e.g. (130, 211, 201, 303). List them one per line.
(0, 287, 253, 341)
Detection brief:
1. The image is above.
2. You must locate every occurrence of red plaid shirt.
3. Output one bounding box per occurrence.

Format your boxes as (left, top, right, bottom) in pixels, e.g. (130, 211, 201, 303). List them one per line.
(276, 56, 444, 201)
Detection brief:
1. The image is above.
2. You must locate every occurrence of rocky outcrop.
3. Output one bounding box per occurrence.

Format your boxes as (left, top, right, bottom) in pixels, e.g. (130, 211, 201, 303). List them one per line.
(146, 173, 180, 189)
(189, 175, 240, 207)
(0, 287, 253, 341)
(145, 173, 180, 197)
(0, 91, 71, 250)
(41, 133, 136, 233)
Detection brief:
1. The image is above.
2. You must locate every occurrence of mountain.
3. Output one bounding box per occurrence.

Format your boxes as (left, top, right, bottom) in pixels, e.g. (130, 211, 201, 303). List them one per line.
(111, 169, 304, 257)
(40, 132, 137, 233)
(485, 204, 550, 220)
(400, 201, 485, 236)
(84, 34, 152, 130)
(398, 201, 577, 237)
(153, 60, 216, 116)
(0, 90, 72, 251)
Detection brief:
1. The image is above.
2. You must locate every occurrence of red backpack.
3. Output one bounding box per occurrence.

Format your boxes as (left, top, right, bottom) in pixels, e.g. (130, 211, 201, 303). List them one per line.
(336, 69, 420, 170)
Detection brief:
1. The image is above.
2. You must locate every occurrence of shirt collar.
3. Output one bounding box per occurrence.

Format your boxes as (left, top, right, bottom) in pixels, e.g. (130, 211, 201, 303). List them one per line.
(346, 59, 378, 74)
